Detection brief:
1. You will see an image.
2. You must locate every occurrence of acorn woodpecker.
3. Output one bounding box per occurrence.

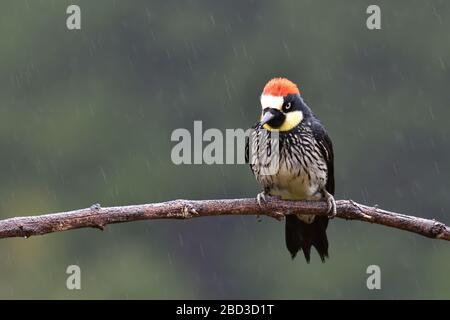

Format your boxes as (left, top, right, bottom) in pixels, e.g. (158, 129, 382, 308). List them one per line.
(246, 77, 336, 262)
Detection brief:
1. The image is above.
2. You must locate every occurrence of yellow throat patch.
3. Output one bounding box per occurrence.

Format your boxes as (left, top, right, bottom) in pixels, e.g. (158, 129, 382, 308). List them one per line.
(262, 110, 303, 132)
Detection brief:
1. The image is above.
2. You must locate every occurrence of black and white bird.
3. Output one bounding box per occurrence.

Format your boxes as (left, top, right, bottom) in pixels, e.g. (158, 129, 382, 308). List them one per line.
(246, 77, 336, 262)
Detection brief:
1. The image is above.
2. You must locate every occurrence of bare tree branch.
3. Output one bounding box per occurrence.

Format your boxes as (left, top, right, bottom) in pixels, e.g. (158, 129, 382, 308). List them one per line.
(0, 197, 449, 241)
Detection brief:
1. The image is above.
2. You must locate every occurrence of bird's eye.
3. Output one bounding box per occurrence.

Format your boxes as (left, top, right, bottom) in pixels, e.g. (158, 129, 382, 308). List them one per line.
(284, 102, 292, 111)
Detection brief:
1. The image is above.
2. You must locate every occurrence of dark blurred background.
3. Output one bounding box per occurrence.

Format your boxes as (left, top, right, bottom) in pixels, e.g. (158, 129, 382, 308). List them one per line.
(0, 0, 449, 299)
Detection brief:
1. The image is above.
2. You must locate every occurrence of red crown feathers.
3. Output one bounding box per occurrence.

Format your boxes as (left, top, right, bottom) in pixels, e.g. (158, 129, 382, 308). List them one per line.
(262, 78, 300, 97)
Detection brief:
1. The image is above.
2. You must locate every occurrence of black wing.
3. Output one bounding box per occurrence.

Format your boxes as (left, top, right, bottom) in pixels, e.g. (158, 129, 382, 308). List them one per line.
(312, 120, 335, 195)
(245, 131, 250, 164)
(245, 122, 260, 174)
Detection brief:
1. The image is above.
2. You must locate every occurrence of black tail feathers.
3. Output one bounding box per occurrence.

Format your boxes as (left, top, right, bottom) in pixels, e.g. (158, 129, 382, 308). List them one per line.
(285, 215, 329, 263)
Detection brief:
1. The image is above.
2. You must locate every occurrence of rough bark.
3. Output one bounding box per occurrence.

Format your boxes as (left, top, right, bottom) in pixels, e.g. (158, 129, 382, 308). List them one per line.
(0, 197, 448, 241)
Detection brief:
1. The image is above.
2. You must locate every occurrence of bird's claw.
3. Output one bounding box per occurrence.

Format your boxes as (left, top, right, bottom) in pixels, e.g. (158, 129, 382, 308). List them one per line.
(256, 192, 267, 207)
(324, 191, 337, 218)
(256, 192, 267, 222)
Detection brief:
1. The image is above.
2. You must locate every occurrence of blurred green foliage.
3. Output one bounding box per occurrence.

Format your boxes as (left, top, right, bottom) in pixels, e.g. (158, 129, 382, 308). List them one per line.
(0, 0, 450, 299)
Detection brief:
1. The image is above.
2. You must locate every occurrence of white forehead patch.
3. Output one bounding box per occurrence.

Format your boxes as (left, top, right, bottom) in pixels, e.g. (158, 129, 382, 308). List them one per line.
(260, 94, 283, 110)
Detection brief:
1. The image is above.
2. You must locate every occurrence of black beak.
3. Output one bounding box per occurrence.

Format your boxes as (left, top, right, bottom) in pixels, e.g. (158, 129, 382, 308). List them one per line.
(260, 111, 276, 126)
(260, 108, 285, 128)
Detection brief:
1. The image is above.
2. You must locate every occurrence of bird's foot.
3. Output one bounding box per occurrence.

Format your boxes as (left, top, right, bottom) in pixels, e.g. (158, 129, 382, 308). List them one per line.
(256, 191, 267, 222)
(323, 190, 337, 218)
(256, 191, 267, 207)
